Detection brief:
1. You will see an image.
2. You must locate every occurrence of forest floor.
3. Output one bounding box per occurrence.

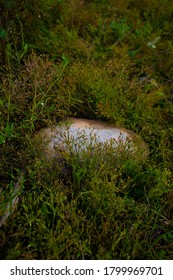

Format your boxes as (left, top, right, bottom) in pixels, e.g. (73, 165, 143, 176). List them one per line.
(0, 0, 173, 259)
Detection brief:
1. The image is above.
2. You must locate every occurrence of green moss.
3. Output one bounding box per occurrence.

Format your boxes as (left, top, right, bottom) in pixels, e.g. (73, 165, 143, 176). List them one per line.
(0, 0, 173, 260)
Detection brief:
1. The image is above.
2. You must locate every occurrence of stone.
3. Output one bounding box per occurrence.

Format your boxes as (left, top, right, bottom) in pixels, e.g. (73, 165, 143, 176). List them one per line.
(33, 118, 148, 166)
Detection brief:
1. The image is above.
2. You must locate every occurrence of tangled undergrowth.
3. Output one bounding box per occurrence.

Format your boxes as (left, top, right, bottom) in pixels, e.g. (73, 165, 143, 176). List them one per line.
(0, 0, 173, 259)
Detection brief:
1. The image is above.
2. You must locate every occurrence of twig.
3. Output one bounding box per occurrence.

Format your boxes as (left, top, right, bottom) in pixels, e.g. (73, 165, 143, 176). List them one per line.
(0, 172, 24, 228)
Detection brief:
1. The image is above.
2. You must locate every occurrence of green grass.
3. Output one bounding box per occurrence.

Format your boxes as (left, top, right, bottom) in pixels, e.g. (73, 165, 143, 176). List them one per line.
(0, 0, 173, 259)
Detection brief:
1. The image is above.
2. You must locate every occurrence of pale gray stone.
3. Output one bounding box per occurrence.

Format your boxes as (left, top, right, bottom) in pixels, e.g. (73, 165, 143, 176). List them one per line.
(33, 118, 148, 165)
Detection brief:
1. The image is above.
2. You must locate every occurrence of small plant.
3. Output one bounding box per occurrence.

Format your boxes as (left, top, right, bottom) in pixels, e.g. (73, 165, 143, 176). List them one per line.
(0, 123, 15, 144)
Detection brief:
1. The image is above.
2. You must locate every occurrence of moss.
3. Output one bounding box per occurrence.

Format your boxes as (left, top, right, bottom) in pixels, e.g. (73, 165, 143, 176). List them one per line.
(0, 0, 173, 260)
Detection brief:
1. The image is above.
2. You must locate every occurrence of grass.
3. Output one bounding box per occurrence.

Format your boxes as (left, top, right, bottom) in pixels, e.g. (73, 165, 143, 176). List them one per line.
(0, 0, 173, 259)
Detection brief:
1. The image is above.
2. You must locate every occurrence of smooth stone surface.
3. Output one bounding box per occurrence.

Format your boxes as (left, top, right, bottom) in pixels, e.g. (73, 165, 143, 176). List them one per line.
(33, 118, 148, 164)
